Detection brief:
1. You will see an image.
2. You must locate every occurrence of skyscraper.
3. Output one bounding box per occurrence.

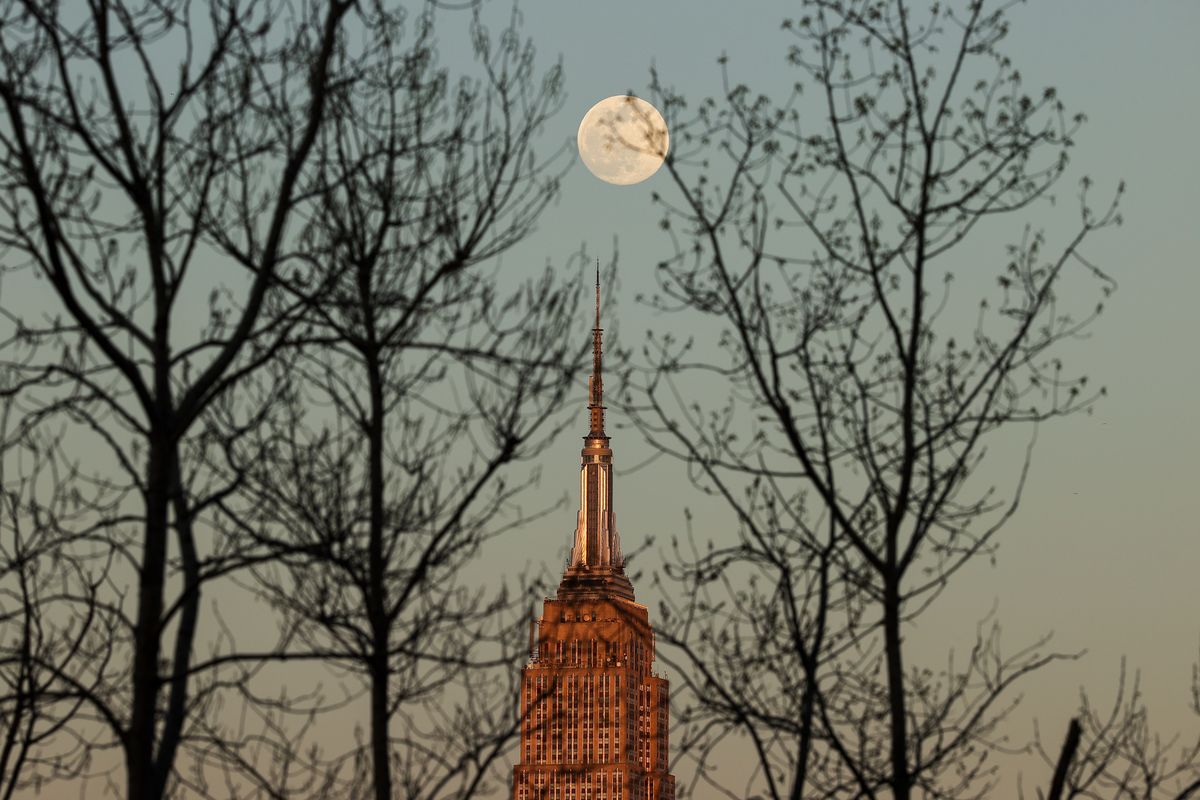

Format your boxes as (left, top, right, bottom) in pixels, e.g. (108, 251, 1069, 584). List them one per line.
(511, 272, 675, 800)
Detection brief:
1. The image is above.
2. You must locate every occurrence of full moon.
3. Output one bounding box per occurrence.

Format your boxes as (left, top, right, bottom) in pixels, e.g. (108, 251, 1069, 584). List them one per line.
(577, 95, 669, 186)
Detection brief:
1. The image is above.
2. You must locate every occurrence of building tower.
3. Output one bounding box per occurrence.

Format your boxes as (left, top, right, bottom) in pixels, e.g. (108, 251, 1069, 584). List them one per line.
(512, 271, 675, 800)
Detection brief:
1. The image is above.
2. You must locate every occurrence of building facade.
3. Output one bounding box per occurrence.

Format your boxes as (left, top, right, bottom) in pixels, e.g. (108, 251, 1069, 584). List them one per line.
(512, 276, 675, 800)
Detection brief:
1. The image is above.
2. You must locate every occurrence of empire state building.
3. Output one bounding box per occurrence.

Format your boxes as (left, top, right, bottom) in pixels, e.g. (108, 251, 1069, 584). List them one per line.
(511, 274, 675, 800)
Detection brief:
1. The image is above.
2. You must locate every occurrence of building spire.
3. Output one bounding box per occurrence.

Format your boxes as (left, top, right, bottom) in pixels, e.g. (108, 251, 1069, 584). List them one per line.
(561, 262, 633, 601)
(588, 261, 605, 438)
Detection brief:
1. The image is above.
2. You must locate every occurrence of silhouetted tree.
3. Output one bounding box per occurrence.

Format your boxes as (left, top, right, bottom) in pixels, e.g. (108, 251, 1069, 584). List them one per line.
(0, 397, 123, 798)
(1032, 657, 1200, 800)
(0, 1, 356, 797)
(623, 1, 1128, 797)
(183, 6, 582, 799)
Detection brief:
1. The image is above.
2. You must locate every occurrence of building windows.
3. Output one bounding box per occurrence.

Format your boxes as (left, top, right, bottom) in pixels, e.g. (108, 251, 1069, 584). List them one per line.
(512, 609, 672, 800)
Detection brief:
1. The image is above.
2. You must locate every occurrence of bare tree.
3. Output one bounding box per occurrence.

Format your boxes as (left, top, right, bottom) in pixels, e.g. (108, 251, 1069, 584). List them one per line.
(0, 1, 357, 796)
(1032, 657, 1200, 800)
(183, 7, 583, 798)
(621, 1, 1124, 797)
(0, 394, 124, 798)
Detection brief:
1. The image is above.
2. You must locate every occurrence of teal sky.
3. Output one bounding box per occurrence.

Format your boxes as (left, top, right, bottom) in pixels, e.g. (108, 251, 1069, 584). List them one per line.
(4, 0, 1198, 795)
(474, 0, 1200, 780)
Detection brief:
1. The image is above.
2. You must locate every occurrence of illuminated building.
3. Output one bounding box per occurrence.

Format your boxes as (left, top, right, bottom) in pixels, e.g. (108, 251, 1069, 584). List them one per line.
(511, 272, 675, 800)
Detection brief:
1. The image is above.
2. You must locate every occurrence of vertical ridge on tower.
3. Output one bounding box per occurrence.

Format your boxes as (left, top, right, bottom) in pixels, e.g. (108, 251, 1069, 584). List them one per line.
(588, 261, 605, 437)
(565, 263, 629, 598)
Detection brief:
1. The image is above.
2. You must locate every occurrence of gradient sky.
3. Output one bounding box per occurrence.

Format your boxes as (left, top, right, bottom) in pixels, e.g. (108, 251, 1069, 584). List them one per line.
(6, 0, 1199, 795)
(464, 0, 1200, 782)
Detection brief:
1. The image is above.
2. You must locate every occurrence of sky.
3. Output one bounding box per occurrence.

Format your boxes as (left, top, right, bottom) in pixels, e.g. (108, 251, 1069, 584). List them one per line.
(4, 0, 1199, 795)
(459, 0, 1200, 781)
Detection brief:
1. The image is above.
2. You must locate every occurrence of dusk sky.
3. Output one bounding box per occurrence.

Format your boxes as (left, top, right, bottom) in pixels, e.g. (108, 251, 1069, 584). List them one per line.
(476, 0, 1200, 782)
(2, 1, 1198, 797)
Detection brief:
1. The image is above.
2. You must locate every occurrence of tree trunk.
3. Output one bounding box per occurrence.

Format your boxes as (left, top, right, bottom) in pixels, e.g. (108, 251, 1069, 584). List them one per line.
(883, 573, 911, 800)
(788, 684, 816, 800)
(370, 647, 392, 800)
(367, 358, 392, 800)
(127, 432, 173, 800)
(153, 468, 202, 798)
(1046, 717, 1081, 800)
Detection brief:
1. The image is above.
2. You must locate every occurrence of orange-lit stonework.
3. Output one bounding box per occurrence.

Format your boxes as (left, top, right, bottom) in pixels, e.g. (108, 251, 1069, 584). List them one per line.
(512, 274, 675, 800)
